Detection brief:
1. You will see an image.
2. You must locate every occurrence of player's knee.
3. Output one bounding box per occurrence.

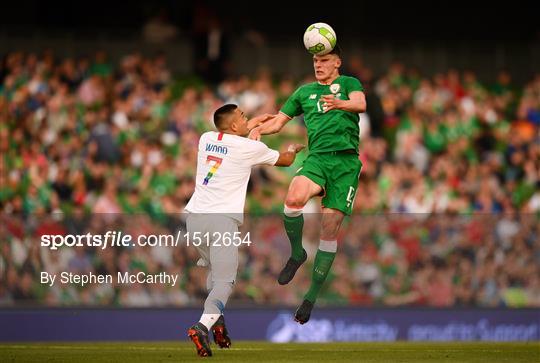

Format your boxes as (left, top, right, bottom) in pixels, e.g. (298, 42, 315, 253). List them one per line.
(284, 194, 306, 210)
(285, 190, 309, 209)
(284, 204, 303, 217)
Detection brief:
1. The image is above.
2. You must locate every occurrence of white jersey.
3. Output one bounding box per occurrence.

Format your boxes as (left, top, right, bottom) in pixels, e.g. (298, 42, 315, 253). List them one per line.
(184, 131, 280, 223)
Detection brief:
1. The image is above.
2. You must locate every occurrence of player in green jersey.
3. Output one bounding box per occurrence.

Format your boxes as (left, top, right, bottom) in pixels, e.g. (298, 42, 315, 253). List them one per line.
(250, 47, 366, 324)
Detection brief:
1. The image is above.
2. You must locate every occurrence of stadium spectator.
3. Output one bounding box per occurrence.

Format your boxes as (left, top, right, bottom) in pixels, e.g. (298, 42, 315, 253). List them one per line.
(0, 49, 538, 308)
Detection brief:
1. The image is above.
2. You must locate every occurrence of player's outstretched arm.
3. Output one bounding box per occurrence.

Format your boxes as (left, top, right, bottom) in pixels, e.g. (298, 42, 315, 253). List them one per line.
(248, 113, 291, 140)
(274, 143, 305, 167)
(320, 91, 366, 113)
(247, 113, 274, 130)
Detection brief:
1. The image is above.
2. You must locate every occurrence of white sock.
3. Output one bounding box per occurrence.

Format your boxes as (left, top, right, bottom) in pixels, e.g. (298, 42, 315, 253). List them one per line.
(319, 239, 337, 253)
(284, 205, 303, 217)
(199, 313, 221, 331)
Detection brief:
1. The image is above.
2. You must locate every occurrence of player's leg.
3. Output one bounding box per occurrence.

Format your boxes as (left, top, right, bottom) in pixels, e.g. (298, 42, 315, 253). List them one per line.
(206, 216, 238, 348)
(186, 214, 214, 357)
(295, 207, 344, 323)
(188, 215, 220, 330)
(279, 174, 324, 285)
(305, 207, 344, 303)
(295, 153, 361, 324)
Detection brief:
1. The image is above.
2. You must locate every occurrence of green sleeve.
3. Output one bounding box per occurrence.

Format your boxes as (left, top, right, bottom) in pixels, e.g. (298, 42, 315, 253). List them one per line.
(280, 87, 303, 118)
(345, 76, 364, 94)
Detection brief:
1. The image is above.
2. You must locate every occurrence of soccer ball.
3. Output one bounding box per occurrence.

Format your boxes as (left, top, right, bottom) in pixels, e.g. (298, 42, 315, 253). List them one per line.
(303, 23, 337, 56)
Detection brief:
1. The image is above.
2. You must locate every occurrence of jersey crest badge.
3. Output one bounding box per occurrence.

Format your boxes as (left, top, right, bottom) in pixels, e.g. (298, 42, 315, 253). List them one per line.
(330, 84, 340, 94)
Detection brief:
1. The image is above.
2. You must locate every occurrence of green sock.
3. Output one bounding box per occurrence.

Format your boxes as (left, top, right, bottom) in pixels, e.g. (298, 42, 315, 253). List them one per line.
(304, 249, 336, 303)
(283, 214, 304, 261)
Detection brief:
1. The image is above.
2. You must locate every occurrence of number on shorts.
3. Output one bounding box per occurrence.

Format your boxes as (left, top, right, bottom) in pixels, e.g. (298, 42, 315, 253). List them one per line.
(346, 186, 356, 208)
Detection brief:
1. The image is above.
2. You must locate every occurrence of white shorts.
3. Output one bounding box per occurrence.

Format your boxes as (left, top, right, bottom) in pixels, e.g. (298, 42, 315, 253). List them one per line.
(186, 214, 239, 283)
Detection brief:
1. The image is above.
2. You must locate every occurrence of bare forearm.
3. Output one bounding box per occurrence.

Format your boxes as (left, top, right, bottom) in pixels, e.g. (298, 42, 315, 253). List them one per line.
(275, 143, 305, 167)
(247, 113, 273, 130)
(322, 91, 367, 114)
(336, 99, 366, 113)
(275, 150, 296, 167)
(257, 113, 290, 135)
(257, 119, 283, 135)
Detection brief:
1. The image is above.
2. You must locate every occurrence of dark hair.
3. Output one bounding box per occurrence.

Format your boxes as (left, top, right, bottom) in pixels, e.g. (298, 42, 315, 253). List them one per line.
(213, 104, 238, 130)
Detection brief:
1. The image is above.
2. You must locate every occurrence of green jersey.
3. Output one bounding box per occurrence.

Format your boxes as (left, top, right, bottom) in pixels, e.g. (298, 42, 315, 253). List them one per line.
(280, 75, 364, 154)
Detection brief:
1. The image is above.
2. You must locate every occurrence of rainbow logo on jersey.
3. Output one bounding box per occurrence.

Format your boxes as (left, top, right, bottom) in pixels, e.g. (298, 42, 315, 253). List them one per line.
(203, 155, 223, 185)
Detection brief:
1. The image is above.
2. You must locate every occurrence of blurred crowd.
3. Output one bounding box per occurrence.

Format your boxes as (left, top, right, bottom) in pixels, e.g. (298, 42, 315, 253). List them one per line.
(0, 50, 539, 308)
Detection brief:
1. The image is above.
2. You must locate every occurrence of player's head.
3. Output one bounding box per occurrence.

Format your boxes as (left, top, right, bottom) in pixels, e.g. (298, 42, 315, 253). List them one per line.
(213, 104, 249, 136)
(313, 45, 342, 83)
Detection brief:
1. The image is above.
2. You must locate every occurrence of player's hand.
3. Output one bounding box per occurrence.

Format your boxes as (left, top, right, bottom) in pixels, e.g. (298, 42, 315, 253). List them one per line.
(320, 94, 342, 112)
(248, 127, 262, 141)
(247, 113, 274, 130)
(287, 143, 305, 153)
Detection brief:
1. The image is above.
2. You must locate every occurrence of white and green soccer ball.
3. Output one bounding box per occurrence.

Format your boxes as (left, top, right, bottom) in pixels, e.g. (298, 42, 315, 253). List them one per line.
(303, 22, 337, 56)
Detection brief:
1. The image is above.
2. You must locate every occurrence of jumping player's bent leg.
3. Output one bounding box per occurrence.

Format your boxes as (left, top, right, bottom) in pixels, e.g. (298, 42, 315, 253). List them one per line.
(283, 204, 304, 262)
(279, 176, 323, 285)
(295, 208, 344, 324)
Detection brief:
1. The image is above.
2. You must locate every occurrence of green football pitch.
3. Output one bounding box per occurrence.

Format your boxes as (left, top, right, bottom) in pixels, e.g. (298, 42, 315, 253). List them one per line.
(0, 342, 538, 362)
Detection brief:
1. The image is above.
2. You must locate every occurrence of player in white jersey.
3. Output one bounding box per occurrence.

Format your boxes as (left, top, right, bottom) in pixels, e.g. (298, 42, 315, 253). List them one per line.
(185, 104, 304, 357)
